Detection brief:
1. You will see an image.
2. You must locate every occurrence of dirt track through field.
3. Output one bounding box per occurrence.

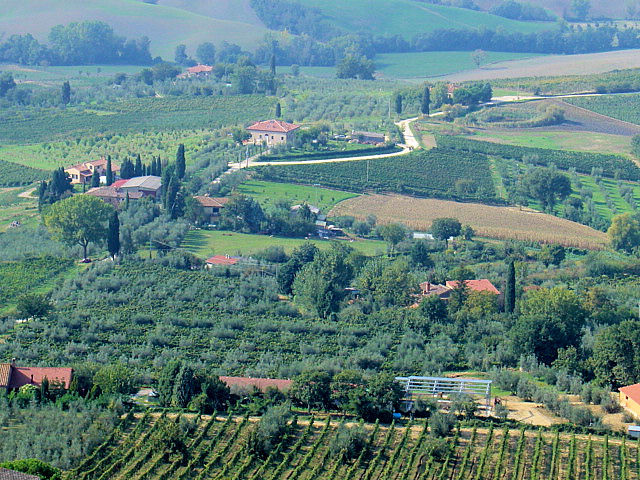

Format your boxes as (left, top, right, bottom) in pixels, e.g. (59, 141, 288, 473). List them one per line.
(330, 194, 608, 249)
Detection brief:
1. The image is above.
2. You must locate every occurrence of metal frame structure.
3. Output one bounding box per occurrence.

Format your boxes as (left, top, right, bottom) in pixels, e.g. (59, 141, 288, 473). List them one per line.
(395, 376, 493, 413)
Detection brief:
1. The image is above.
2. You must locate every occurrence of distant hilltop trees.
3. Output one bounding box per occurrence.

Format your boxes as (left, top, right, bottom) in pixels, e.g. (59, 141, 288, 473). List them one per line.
(0, 21, 152, 66)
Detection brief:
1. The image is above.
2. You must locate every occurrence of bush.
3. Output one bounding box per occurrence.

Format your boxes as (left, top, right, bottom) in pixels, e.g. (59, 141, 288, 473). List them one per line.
(246, 403, 292, 458)
(329, 423, 368, 460)
(429, 412, 455, 438)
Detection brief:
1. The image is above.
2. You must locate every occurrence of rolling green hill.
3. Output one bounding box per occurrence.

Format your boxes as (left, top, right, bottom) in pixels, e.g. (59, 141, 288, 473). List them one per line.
(295, 0, 554, 38)
(0, 0, 268, 58)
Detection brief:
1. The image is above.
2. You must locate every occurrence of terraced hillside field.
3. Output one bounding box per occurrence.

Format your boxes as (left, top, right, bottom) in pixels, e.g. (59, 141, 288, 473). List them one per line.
(68, 412, 639, 480)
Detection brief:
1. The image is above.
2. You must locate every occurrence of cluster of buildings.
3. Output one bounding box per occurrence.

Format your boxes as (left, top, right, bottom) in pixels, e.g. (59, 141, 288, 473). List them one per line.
(65, 158, 119, 185)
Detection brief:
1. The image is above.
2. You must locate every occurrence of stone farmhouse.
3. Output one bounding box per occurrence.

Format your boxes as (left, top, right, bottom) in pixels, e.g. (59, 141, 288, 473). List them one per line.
(86, 176, 162, 206)
(246, 119, 300, 146)
(194, 196, 229, 224)
(65, 158, 119, 185)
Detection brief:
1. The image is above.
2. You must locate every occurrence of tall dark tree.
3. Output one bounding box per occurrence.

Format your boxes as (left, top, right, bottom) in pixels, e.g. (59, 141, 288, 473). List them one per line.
(270, 53, 276, 75)
(156, 157, 162, 176)
(134, 154, 143, 177)
(37, 180, 48, 211)
(174, 44, 189, 65)
(421, 86, 430, 116)
(61, 81, 71, 105)
(176, 144, 186, 179)
(505, 259, 516, 314)
(120, 159, 134, 179)
(275, 102, 282, 118)
(394, 93, 403, 115)
(107, 210, 120, 259)
(90, 168, 100, 188)
(105, 156, 113, 186)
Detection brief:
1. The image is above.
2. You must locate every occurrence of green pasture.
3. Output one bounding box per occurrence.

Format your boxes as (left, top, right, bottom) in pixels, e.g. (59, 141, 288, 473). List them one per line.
(1, 64, 147, 87)
(236, 180, 358, 212)
(469, 130, 632, 156)
(296, 0, 552, 39)
(0, 0, 266, 58)
(180, 230, 387, 258)
(376, 51, 542, 79)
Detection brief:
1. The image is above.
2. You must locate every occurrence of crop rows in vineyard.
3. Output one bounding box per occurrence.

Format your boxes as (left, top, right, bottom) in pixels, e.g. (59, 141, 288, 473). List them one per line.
(436, 134, 640, 181)
(0, 95, 275, 144)
(0, 158, 48, 186)
(67, 414, 640, 480)
(257, 148, 498, 202)
(565, 94, 640, 128)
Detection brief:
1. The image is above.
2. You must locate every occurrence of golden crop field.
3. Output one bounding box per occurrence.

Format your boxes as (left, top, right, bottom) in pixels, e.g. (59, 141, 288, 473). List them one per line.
(330, 194, 608, 249)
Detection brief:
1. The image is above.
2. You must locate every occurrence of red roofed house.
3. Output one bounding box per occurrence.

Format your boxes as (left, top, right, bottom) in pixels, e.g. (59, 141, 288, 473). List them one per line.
(445, 279, 500, 295)
(194, 196, 229, 224)
(246, 119, 300, 146)
(220, 376, 293, 393)
(65, 158, 119, 185)
(0, 361, 73, 392)
(206, 255, 240, 267)
(187, 64, 213, 77)
(620, 383, 640, 418)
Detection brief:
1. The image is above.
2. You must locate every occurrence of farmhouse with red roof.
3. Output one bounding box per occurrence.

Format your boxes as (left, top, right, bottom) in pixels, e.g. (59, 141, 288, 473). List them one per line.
(194, 196, 229, 224)
(416, 279, 500, 302)
(65, 157, 119, 185)
(0, 361, 73, 391)
(620, 383, 640, 418)
(246, 119, 300, 146)
(206, 255, 240, 266)
(186, 64, 213, 76)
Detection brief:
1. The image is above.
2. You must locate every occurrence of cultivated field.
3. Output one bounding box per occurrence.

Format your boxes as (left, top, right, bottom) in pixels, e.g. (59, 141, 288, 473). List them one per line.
(437, 49, 640, 82)
(66, 413, 639, 480)
(181, 230, 387, 258)
(565, 94, 640, 127)
(330, 194, 609, 249)
(375, 51, 542, 79)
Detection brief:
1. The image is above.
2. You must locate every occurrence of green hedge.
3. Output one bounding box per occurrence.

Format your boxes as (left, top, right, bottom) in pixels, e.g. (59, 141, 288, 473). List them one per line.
(256, 144, 401, 162)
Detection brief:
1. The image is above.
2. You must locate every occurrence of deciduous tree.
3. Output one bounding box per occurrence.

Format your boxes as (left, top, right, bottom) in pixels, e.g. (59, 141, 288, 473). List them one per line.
(608, 212, 640, 253)
(43, 194, 114, 260)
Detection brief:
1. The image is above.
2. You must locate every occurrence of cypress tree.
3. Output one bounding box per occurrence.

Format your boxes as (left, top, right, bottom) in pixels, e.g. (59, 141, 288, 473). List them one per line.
(156, 157, 162, 176)
(38, 180, 48, 210)
(505, 259, 516, 314)
(421, 86, 430, 116)
(176, 144, 186, 179)
(107, 210, 120, 259)
(275, 102, 281, 118)
(270, 53, 276, 76)
(105, 156, 113, 186)
(124, 191, 130, 210)
(61, 81, 71, 105)
(394, 94, 403, 115)
(91, 168, 100, 187)
(134, 154, 143, 177)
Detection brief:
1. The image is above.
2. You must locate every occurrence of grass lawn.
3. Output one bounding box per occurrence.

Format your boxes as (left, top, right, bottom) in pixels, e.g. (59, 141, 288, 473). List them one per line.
(181, 230, 387, 258)
(470, 130, 632, 156)
(236, 180, 359, 212)
(375, 51, 542, 79)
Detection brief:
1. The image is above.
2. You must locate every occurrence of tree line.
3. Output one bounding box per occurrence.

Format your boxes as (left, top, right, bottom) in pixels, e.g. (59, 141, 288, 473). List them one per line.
(0, 21, 153, 66)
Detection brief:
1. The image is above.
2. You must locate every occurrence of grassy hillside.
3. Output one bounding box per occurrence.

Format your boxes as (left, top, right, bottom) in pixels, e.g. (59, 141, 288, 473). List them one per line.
(0, 0, 268, 58)
(296, 0, 553, 38)
(156, 0, 263, 25)
(66, 413, 634, 480)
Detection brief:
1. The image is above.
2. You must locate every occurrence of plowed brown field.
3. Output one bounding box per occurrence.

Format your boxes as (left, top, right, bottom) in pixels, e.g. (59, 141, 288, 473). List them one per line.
(330, 194, 608, 249)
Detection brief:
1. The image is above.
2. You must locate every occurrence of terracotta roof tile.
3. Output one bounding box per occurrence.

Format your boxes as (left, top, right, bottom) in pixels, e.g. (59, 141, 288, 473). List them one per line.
(220, 376, 292, 392)
(247, 120, 300, 133)
(8, 367, 73, 389)
(445, 279, 500, 294)
(194, 196, 229, 208)
(187, 64, 213, 74)
(620, 383, 640, 405)
(0, 363, 11, 388)
(206, 255, 239, 265)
